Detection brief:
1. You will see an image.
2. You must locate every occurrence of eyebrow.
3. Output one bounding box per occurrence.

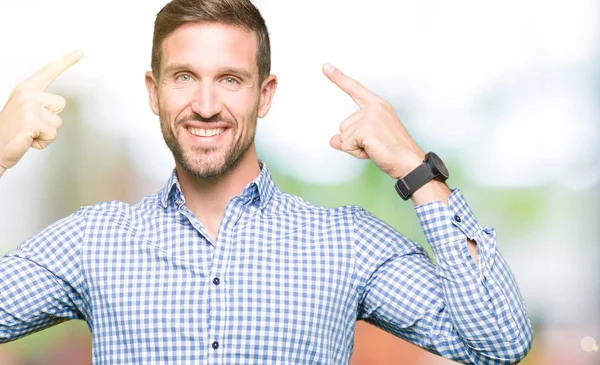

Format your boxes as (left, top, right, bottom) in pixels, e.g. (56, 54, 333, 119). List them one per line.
(163, 63, 254, 80)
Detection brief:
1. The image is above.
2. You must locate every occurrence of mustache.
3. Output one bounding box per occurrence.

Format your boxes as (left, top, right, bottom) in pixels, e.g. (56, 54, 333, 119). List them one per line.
(178, 113, 233, 125)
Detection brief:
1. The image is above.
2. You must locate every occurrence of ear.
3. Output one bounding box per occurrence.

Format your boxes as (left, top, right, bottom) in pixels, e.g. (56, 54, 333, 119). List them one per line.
(145, 70, 160, 115)
(257, 74, 278, 118)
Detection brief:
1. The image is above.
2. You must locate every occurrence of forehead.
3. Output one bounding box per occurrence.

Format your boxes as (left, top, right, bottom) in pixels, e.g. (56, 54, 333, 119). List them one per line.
(161, 22, 258, 75)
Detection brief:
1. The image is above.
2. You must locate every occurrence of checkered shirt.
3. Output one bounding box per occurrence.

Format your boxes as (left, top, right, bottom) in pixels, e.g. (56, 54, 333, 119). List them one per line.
(0, 162, 532, 364)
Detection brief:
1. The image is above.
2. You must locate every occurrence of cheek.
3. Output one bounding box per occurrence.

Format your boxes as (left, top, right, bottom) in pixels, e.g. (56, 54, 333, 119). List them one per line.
(159, 88, 196, 119)
(221, 90, 260, 121)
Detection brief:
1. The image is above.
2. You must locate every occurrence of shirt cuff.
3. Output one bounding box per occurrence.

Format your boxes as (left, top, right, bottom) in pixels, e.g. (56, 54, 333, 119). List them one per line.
(414, 188, 481, 248)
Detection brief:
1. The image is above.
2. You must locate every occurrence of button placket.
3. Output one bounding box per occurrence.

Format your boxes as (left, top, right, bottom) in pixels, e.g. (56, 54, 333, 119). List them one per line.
(207, 199, 242, 360)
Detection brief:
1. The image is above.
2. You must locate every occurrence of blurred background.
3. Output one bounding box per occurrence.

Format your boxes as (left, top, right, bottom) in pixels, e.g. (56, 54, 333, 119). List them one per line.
(0, 0, 598, 364)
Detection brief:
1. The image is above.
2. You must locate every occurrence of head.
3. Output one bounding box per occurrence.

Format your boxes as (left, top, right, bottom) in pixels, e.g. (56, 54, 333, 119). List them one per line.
(145, 0, 277, 179)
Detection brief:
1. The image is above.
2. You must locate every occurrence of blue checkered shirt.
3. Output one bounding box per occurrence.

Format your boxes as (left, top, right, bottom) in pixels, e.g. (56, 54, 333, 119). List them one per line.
(0, 162, 532, 364)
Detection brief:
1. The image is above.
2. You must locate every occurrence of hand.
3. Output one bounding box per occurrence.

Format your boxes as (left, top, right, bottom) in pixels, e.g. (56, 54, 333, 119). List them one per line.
(0, 50, 83, 175)
(323, 63, 425, 179)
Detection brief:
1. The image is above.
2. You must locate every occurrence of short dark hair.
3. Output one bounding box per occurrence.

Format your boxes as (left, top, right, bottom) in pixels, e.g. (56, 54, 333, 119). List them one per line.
(151, 0, 271, 83)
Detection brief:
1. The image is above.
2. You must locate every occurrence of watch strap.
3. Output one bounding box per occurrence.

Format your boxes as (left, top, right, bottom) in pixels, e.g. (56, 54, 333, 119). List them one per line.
(394, 162, 436, 200)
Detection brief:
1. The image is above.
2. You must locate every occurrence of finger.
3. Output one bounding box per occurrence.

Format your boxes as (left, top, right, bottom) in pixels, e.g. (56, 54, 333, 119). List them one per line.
(340, 123, 359, 149)
(10, 89, 67, 113)
(356, 151, 370, 159)
(322, 63, 375, 107)
(331, 122, 359, 151)
(342, 138, 365, 159)
(339, 125, 367, 159)
(31, 125, 58, 150)
(330, 134, 342, 151)
(339, 112, 361, 133)
(42, 109, 63, 130)
(21, 50, 84, 91)
(40, 92, 67, 114)
(330, 132, 370, 159)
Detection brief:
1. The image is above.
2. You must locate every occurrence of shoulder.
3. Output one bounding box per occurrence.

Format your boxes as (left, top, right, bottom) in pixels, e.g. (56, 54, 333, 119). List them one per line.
(266, 190, 362, 222)
(76, 191, 164, 228)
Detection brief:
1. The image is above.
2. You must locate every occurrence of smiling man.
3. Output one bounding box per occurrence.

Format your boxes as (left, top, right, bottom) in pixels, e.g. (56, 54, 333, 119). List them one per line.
(146, 15, 278, 240)
(0, 0, 532, 364)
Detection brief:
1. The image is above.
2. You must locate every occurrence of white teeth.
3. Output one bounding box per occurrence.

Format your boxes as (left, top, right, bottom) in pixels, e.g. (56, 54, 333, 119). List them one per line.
(188, 127, 225, 137)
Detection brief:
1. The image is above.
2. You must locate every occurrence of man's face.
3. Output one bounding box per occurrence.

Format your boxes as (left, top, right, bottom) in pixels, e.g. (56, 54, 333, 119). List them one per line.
(146, 22, 276, 179)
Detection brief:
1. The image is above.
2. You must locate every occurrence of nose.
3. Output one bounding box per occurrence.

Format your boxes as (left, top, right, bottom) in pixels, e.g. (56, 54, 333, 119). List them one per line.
(190, 83, 223, 119)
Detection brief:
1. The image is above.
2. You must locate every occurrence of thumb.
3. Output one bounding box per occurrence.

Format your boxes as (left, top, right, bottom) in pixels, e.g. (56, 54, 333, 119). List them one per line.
(329, 134, 342, 150)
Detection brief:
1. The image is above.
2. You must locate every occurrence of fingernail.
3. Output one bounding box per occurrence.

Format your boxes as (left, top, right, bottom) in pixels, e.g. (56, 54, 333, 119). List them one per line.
(323, 63, 335, 73)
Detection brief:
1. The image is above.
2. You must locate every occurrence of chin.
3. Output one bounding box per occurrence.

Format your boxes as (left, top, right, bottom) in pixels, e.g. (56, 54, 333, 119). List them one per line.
(178, 152, 229, 179)
(182, 160, 225, 179)
(173, 134, 253, 180)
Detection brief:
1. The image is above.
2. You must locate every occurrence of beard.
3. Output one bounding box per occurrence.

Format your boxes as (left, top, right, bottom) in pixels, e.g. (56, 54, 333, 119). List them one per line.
(159, 109, 256, 180)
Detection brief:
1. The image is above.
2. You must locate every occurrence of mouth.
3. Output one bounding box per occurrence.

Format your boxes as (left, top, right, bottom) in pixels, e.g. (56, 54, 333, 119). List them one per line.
(187, 127, 226, 137)
(184, 126, 229, 145)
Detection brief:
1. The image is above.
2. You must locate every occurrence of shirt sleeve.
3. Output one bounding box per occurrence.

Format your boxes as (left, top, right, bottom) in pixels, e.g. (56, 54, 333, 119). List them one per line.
(0, 207, 90, 343)
(353, 189, 533, 365)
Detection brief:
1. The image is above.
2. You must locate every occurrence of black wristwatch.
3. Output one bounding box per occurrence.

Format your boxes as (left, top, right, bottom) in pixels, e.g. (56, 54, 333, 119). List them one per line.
(394, 152, 449, 200)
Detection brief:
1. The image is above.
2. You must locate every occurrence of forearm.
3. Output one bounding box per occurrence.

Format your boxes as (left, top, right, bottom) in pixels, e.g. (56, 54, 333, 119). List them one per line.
(359, 239, 532, 364)
(431, 237, 532, 361)
(355, 203, 532, 364)
(411, 181, 478, 264)
(416, 190, 533, 361)
(410, 180, 450, 206)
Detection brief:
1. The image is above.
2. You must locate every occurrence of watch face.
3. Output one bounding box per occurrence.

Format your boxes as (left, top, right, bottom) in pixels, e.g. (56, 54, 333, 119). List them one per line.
(428, 152, 449, 179)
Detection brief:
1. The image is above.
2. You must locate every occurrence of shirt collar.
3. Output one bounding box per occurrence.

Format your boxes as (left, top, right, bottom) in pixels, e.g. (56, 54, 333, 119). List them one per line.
(159, 160, 276, 210)
(159, 169, 183, 209)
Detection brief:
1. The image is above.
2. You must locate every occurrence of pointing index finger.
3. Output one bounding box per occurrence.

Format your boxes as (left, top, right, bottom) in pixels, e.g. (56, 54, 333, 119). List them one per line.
(21, 50, 84, 91)
(322, 63, 375, 107)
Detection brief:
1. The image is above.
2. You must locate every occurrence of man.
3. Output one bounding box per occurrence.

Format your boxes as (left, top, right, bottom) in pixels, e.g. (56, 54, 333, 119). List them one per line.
(0, 0, 533, 363)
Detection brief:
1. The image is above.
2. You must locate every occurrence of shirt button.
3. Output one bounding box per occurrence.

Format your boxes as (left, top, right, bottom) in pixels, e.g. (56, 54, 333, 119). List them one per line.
(453, 214, 461, 223)
(213, 277, 220, 285)
(212, 341, 219, 349)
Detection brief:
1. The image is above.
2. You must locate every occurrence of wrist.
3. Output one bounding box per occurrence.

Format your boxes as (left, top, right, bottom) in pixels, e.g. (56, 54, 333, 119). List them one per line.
(410, 180, 451, 206)
(392, 149, 426, 180)
(394, 151, 450, 201)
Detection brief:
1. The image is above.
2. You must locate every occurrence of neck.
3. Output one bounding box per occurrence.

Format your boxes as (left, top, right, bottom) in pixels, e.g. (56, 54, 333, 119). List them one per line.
(175, 145, 261, 234)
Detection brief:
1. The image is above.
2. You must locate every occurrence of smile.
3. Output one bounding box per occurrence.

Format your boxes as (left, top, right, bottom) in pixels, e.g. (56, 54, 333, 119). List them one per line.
(187, 127, 226, 137)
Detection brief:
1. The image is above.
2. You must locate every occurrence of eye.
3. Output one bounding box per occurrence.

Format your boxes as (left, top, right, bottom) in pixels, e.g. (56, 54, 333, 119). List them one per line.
(176, 74, 192, 82)
(222, 76, 239, 85)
